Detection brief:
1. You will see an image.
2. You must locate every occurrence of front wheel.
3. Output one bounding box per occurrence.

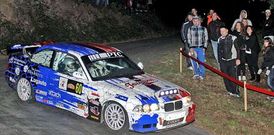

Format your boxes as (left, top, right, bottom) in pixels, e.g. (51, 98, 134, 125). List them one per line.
(103, 102, 129, 133)
(17, 78, 33, 101)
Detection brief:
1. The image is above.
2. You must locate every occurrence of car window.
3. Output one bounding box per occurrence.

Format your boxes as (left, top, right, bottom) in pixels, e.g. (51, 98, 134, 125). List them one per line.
(53, 52, 85, 78)
(31, 49, 53, 67)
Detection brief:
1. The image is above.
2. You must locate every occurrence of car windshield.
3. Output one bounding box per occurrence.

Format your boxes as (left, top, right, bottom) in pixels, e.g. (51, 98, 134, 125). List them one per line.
(82, 54, 144, 81)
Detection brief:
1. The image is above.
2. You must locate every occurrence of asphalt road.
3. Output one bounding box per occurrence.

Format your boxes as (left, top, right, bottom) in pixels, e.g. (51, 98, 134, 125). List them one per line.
(0, 36, 210, 135)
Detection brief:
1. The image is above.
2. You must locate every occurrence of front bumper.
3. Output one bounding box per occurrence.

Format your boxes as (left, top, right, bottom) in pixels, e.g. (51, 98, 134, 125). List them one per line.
(130, 103, 196, 133)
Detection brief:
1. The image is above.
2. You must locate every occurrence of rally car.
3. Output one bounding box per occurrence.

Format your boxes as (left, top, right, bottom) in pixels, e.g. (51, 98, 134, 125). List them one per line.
(5, 42, 196, 133)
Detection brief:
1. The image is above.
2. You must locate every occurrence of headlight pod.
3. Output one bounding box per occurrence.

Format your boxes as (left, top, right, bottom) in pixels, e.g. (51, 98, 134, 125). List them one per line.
(133, 105, 143, 112)
(185, 96, 192, 103)
(159, 89, 179, 97)
(133, 103, 160, 112)
(150, 103, 159, 111)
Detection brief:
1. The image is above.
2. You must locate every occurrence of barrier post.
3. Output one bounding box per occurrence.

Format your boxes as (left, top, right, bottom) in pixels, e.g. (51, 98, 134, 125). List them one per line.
(244, 80, 248, 112)
(179, 48, 183, 73)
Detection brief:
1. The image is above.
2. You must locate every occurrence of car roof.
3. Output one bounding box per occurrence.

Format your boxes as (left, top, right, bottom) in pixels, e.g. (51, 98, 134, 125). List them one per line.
(39, 42, 119, 56)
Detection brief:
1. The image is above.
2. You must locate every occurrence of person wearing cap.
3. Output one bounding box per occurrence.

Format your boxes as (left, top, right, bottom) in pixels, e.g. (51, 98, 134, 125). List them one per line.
(181, 13, 193, 70)
(257, 37, 274, 102)
(218, 26, 241, 97)
(187, 16, 208, 80)
(262, 9, 274, 38)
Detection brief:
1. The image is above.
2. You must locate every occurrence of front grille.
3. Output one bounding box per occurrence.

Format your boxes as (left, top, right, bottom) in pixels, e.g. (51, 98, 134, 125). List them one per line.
(164, 101, 183, 112)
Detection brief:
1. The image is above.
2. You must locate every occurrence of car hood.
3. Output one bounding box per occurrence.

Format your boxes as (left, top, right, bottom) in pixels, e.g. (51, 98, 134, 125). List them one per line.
(102, 74, 186, 104)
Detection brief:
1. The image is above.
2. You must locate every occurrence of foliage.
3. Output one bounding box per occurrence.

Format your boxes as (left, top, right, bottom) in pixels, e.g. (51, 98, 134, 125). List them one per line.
(0, 0, 172, 49)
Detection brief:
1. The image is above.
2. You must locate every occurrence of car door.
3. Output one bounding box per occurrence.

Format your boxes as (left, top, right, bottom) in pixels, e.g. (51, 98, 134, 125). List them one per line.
(48, 51, 89, 117)
(29, 49, 54, 102)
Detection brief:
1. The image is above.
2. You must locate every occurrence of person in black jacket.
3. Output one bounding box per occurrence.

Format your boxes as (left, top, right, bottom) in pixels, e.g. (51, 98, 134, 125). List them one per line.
(245, 26, 261, 82)
(208, 12, 225, 64)
(231, 22, 246, 80)
(257, 37, 274, 102)
(218, 26, 241, 97)
(262, 9, 274, 38)
(181, 13, 193, 70)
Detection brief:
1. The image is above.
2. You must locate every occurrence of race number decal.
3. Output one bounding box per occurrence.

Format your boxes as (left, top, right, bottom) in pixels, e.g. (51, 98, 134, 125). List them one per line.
(67, 79, 83, 95)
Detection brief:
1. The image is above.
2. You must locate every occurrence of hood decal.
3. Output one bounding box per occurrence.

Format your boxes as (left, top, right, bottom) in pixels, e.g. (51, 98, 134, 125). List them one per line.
(135, 94, 159, 105)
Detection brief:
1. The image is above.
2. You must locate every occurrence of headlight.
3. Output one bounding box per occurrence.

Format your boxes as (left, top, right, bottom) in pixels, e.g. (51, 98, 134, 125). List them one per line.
(133, 105, 143, 112)
(185, 96, 192, 103)
(133, 104, 160, 112)
(150, 103, 159, 111)
(143, 104, 150, 113)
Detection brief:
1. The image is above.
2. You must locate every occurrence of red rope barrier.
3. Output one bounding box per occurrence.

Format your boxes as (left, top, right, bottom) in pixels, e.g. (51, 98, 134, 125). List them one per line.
(180, 49, 274, 97)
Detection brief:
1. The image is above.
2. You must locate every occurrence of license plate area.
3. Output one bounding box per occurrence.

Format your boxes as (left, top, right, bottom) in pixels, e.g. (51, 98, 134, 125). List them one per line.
(163, 117, 184, 126)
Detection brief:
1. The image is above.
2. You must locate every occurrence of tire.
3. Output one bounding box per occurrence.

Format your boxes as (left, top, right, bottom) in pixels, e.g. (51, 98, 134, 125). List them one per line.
(16, 78, 34, 102)
(103, 102, 129, 134)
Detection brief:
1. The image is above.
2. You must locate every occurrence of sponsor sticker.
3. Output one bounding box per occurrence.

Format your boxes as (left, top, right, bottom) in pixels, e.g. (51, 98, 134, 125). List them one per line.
(31, 77, 47, 86)
(9, 77, 16, 83)
(59, 77, 68, 90)
(49, 90, 61, 98)
(88, 52, 123, 61)
(115, 94, 128, 102)
(23, 65, 29, 72)
(36, 89, 47, 96)
(15, 67, 20, 76)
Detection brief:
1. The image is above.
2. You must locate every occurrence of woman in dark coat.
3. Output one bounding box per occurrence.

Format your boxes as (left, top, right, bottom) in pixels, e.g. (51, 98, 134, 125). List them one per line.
(231, 21, 246, 80)
(245, 25, 261, 82)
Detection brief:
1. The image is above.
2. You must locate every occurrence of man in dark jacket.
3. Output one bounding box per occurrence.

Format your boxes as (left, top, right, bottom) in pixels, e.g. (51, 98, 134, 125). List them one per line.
(181, 13, 193, 69)
(218, 26, 241, 97)
(208, 12, 225, 64)
(262, 9, 274, 38)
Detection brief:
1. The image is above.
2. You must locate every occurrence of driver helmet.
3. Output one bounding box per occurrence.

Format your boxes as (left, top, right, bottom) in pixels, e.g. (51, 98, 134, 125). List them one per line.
(61, 57, 78, 74)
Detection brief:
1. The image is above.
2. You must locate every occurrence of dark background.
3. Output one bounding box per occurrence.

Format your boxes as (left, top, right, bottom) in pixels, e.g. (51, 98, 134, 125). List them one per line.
(154, 0, 269, 29)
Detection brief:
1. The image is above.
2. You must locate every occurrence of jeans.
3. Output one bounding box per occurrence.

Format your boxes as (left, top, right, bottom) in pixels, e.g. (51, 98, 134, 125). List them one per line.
(190, 48, 205, 77)
(267, 68, 274, 91)
(211, 40, 218, 63)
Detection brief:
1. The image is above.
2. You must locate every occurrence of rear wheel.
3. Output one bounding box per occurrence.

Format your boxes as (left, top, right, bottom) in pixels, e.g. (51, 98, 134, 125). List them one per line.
(103, 102, 129, 133)
(17, 78, 33, 101)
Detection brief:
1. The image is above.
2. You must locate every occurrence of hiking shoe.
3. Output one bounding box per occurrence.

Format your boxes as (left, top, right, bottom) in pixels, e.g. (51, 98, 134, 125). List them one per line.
(192, 75, 199, 80)
(199, 76, 204, 80)
(266, 96, 274, 101)
(227, 92, 234, 96)
(232, 94, 240, 98)
(187, 66, 193, 70)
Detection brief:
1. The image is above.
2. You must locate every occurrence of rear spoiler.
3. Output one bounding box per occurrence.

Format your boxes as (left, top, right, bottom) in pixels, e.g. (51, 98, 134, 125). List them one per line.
(5, 40, 54, 55)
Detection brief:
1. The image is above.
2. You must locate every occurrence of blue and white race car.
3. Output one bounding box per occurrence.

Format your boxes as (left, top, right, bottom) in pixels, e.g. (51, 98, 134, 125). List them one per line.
(5, 42, 196, 133)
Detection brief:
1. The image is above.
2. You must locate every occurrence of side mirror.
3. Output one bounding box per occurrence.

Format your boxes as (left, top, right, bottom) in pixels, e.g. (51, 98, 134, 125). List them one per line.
(137, 62, 144, 70)
(72, 72, 86, 80)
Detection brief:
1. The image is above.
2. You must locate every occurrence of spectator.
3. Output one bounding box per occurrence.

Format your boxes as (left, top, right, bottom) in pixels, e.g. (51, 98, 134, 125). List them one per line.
(218, 26, 241, 97)
(191, 8, 198, 16)
(262, 9, 274, 38)
(208, 12, 224, 64)
(231, 22, 246, 80)
(207, 9, 221, 26)
(245, 26, 261, 82)
(181, 13, 193, 70)
(231, 10, 252, 31)
(242, 18, 250, 29)
(257, 37, 274, 102)
(187, 16, 208, 80)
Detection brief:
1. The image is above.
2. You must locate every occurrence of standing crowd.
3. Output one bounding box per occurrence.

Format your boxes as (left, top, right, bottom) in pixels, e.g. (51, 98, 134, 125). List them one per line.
(181, 8, 274, 102)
